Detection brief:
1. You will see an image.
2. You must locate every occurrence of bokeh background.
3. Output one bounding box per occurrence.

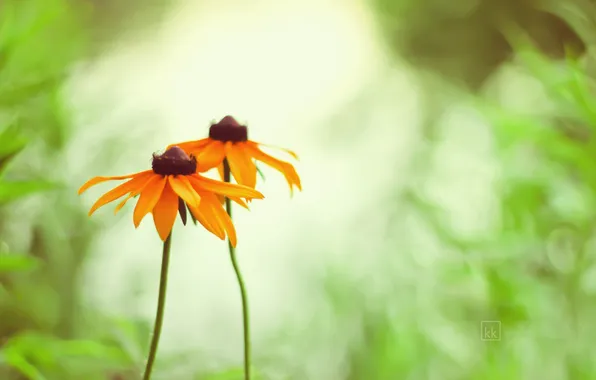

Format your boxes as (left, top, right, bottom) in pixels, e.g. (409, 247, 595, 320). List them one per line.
(2, 0, 596, 379)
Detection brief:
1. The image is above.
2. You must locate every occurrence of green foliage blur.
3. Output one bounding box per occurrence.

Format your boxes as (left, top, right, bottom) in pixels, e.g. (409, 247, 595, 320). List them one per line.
(0, 1, 149, 379)
(337, 1, 596, 379)
(1, 0, 596, 379)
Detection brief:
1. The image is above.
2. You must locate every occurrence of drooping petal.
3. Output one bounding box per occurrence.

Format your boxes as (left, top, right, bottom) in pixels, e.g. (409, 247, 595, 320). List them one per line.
(252, 141, 299, 160)
(190, 192, 237, 246)
(87, 172, 155, 216)
(195, 140, 226, 172)
(114, 192, 136, 214)
(167, 138, 211, 154)
(244, 141, 302, 194)
(152, 181, 179, 241)
(78, 170, 153, 194)
(133, 175, 167, 227)
(168, 175, 201, 209)
(204, 192, 238, 247)
(229, 196, 249, 209)
(216, 159, 253, 207)
(188, 200, 225, 240)
(216, 194, 249, 209)
(226, 142, 257, 188)
(188, 174, 264, 200)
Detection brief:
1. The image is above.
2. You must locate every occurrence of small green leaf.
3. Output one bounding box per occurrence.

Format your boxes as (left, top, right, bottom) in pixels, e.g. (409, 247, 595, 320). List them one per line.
(2, 348, 47, 380)
(0, 122, 27, 175)
(0, 150, 23, 176)
(0, 180, 57, 203)
(0, 254, 39, 273)
(0, 75, 64, 108)
(256, 165, 266, 182)
(4, 332, 130, 376)
(0, 122, 27, 151)
(57, 340, 129, 362)
(5, 355, 46, 380)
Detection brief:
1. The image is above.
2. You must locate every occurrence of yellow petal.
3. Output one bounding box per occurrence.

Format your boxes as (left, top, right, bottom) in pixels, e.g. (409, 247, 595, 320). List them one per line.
(215, 194, 249, 209)
(78, 170, 153, 194)
(202, 192, 238, 247)
(133, 175, 167, 227)
(87, 172, 155, 216)
(152, 181, 179, 241)
(167, 138, 211, 154)
(188, 199, 225, 240)
(252, 141, 299, 160)
(168, 175, 201, 209)
(196, 140, 226, 172)
(214, 160, 249, 208)
(209, 198, 238, 248)
(115, 177, 156, 214)
(226, 142, 257, 188)
(188, 174, 264, 200)
(229, 196, 249, 209)
(114, 192, 136, 214)
(245, 141, 302, 194)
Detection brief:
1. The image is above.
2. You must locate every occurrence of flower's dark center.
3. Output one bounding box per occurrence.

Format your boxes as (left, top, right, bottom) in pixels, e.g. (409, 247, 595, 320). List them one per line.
(152, 146, 197, 175)
(208, 115, 248, 142)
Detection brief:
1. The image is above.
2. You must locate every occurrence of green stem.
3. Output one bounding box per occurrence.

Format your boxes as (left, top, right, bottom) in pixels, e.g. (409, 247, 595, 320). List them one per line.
(142, 232, 173, 380)
(224, 159, 251, 380)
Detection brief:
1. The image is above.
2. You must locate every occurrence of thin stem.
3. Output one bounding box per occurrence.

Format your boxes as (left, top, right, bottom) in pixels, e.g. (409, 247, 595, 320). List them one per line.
(224, 159, 251, 380)
(142, 232, 173, 380)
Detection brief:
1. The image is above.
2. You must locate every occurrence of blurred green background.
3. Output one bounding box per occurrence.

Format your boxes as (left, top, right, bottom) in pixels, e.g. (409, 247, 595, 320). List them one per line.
(1, 0, 596, 378)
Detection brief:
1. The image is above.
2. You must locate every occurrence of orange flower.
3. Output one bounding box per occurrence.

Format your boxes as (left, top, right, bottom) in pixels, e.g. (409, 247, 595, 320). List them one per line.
(169, 116, 301, 194)
(78, 146, 264, 246)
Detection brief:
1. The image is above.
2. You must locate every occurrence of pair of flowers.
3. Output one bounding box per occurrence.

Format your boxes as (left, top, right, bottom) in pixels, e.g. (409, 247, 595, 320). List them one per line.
(78, 116, 301, 244)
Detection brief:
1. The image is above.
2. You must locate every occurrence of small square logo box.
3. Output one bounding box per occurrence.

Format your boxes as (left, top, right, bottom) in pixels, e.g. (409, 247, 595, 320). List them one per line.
(481, 321, 501, 341)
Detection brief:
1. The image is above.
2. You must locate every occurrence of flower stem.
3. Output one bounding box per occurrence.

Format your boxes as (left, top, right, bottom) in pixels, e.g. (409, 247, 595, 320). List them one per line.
(223, 159, 251, 380)
(142, 232, 173, 380)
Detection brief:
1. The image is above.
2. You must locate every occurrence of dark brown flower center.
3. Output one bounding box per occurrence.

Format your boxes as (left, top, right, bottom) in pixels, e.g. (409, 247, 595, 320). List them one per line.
(208, 115, 248, 142)
(152, 146, 197, 175)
